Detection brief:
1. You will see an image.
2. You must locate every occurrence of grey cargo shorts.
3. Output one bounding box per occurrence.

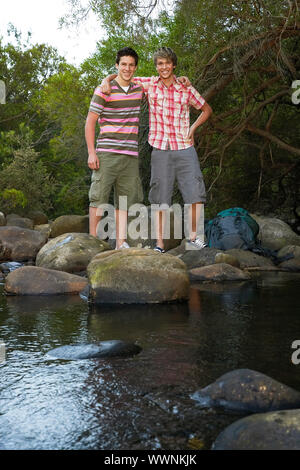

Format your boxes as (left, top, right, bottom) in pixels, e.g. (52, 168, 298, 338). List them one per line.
(149, 146, 206, 206)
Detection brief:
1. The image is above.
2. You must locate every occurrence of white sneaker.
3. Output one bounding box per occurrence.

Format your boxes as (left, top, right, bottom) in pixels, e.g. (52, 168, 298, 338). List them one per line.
(185, 238, 207, 250)
(115, 241, 130, 250)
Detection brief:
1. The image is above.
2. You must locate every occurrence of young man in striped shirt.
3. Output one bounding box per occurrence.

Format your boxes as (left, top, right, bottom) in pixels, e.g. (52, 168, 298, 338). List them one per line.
(85, 47, 144, 249)
(102, 47, 212, 252)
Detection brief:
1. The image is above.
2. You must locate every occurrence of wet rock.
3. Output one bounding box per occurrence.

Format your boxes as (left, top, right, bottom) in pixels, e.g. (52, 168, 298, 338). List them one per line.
(180, 247, 223, 269)
(191, 369, 300, 413)
(4, 266, 88, 295)
(189, 263, 251, 281)
(214, 252, 240, 268)
(6, 214, 34, 230)
(212, 409, 300, 450)
(0, 212, 6, 226)
(47, 340, 142, 360)
(0, 226, 47, 261)
(277, 245, 300, 272)
(87, 248, 189, 303)
(225, 249, 275, 269)
(50, 215, 89, 238)
(36, 232, 111, 273)
(252, 215, 300, 251)
(0, 261, 23, 275)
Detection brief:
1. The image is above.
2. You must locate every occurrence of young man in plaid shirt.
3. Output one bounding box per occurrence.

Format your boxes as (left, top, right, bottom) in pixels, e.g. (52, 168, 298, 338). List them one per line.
(102, 47, 212, 251)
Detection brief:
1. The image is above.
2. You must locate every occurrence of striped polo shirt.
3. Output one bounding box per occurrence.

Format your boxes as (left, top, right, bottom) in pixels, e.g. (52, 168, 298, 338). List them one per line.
(89, 80, 143, 158)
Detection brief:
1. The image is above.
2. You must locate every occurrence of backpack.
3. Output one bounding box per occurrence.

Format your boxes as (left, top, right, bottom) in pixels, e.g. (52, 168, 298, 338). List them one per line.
(205, 207, 260, 251)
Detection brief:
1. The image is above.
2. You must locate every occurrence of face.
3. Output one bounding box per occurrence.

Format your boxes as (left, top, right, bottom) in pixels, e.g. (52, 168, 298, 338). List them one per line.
(116, 56, 137, 83)
(155, 57, 176, 80)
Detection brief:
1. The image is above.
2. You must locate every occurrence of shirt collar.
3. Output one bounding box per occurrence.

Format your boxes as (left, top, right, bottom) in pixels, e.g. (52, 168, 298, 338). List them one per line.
(154, 75, 183, 90)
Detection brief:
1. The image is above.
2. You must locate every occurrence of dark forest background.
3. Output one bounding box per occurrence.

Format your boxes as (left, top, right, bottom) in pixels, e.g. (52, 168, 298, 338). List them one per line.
(0, 0, 299, 229)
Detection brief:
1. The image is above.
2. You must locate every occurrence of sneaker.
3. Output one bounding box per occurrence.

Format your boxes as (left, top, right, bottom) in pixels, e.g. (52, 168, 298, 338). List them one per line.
(154, 246, 165, 253)
(115, 241, 130, 250)
(185, 238, 207, 250)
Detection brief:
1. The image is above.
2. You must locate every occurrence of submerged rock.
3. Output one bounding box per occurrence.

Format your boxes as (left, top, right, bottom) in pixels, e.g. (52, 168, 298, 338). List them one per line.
(189, 263, 250, 281)
(212, 409, 300, 450)
(36, 233, 111, 273)
(5, 266, 88, 295)
(191, 369, 300, 413)
(47, 340, 142, 360)
(87, 248, 189, 304)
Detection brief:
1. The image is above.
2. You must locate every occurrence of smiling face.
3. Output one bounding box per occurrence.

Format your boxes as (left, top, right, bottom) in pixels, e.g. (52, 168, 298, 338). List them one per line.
(155, 57, 176, 81)
(115, 55, 137, 86)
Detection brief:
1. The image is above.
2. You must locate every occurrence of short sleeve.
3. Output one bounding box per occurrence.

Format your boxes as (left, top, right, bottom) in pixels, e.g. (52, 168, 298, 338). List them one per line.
(188, 86, 206, 110)
(89, 86, 106, 115)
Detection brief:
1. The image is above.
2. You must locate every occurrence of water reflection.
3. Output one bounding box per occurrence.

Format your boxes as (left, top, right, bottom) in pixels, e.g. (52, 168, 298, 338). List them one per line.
(0, 273, 300, 449)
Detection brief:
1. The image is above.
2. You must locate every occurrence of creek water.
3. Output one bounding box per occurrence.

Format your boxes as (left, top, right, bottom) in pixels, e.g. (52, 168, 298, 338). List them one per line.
(0, 271, 300, 450)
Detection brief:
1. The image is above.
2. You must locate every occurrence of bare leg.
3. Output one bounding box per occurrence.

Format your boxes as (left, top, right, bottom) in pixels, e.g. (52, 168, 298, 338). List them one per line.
(155, 210, 165, 250)
(188, 202, 205, 241)
(115, 209, 128, 249)
(89, 206, 102, 237)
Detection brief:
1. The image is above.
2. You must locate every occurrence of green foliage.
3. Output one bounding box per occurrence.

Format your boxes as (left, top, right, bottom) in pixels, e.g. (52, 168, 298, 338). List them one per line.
(1, 188, 27, 213)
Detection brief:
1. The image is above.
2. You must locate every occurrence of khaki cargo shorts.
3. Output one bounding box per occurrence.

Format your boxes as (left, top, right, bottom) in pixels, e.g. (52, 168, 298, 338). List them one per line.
(89, 154, 143, 209)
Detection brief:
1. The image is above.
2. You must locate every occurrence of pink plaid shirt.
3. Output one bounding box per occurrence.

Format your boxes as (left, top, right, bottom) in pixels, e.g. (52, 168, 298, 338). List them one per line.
(135, 76, 206, 150)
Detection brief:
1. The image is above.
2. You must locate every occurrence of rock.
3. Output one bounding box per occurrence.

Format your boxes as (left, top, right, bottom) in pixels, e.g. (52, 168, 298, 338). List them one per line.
(50, 215, 89, 238)
(36, 233, 111, 273)
(214, 252, 240, 268)
(26, 210, 48, 225)
(5, 266, 88, 295)
(189, 263, 251, 281)
(191, 369, 300, 413)
(277, 245, 300, 272)
(0, 261, 23, 275)
(252, 215, 300, 251)
(0, 226, 47, 261)
(47, 340, 142, 360)
(180, 247, 223, 269)
(212, 409, 300, 450)
(87, 248, 190, 303)
(225, 249, 275, 269)
(6, 214, 34, 230)
(34, 224, 51, 238)
(0, 212, 6, 226)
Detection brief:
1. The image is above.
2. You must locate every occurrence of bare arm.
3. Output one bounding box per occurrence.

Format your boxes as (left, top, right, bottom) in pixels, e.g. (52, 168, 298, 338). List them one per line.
(100, 73, 117, 95)
(188, 102, 213, 144)
(85, 111, 100, 170)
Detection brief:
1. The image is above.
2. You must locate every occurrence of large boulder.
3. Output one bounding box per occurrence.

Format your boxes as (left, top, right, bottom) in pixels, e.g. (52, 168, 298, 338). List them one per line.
(36, 233, 111, 273)
(180, 247, 223, 269)
(50, 215, 89, 238)
(212, 409, 300, 450)
(191, 369, 300, 413)
(5, 266, 88, 295)
(47, 340, 142, 360)
(26, 210, 48, 225)
(0, 226, 47, 261)
(87, 248, 190, 303)
(6, 214, 34, 230)
(252, 215, 300, 251)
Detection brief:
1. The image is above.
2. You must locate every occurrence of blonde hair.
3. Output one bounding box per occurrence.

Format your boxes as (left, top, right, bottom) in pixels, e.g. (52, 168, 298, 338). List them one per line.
(153, 47, 177, 67)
